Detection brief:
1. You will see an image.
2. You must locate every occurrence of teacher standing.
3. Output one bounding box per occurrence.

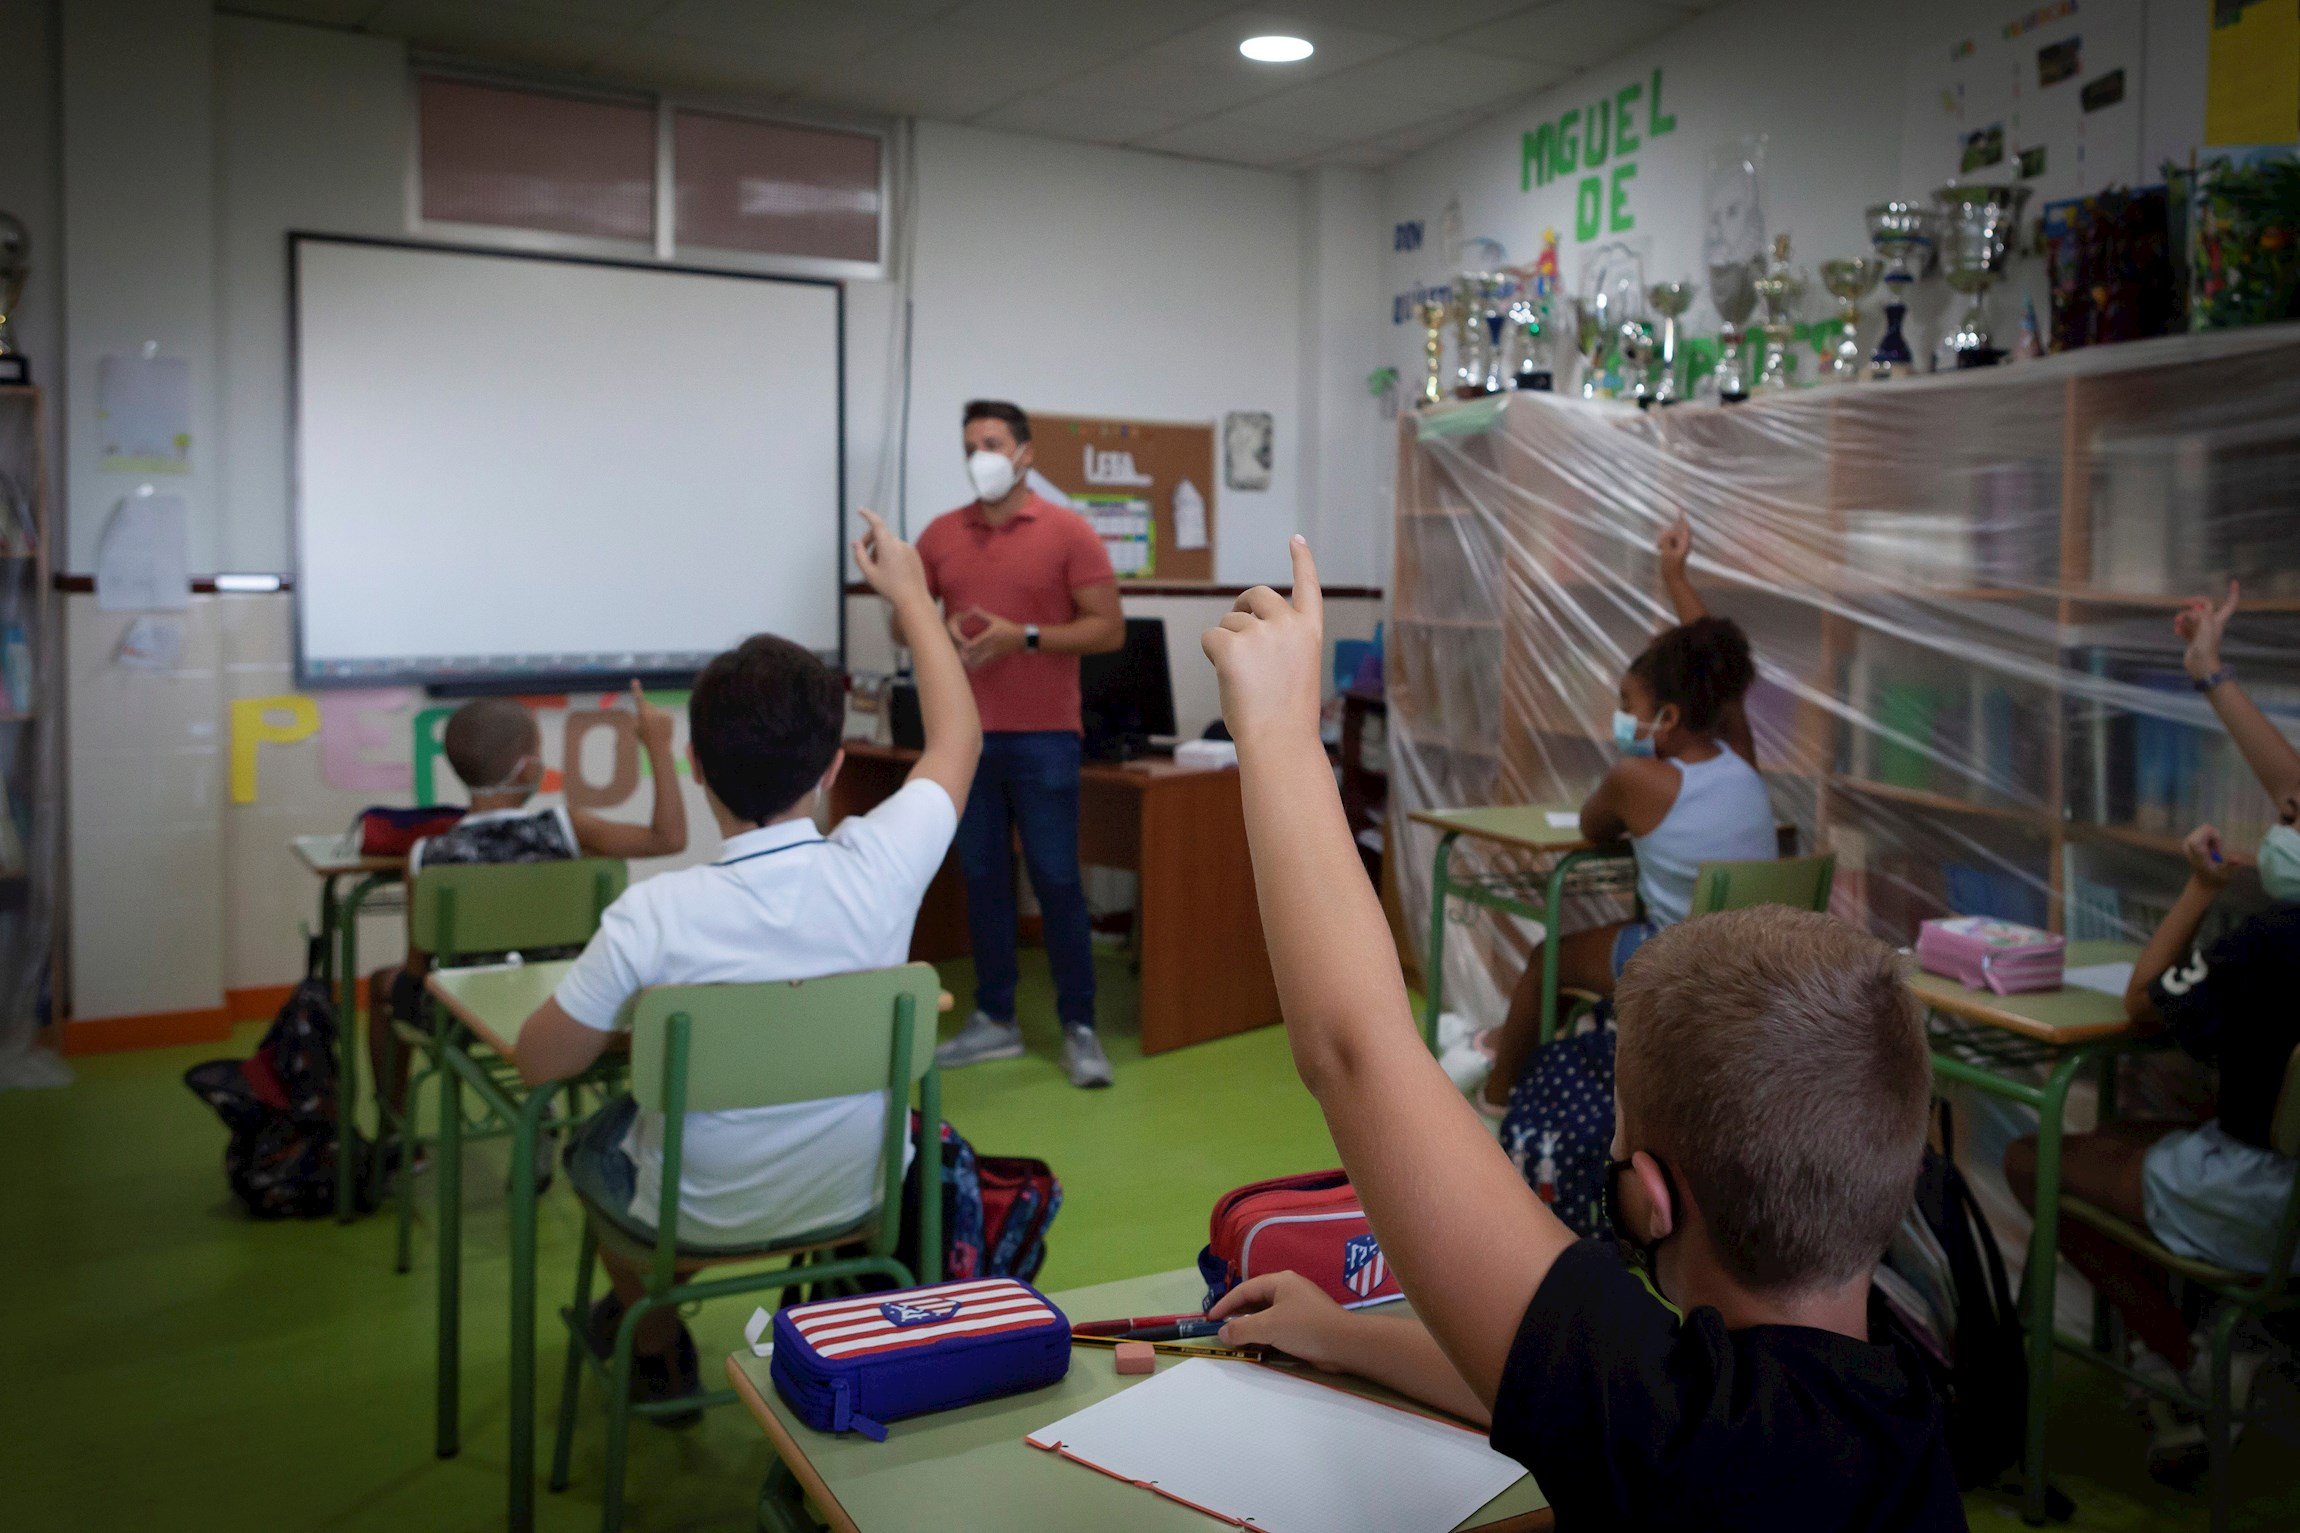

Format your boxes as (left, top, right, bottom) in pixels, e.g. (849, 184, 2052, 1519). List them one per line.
(919, 400, 1125, 1088)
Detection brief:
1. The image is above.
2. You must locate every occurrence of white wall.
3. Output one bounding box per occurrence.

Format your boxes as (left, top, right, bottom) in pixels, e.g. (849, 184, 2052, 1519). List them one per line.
(1299, 166, 1390, 590)
(1376, 0, 2212, 389)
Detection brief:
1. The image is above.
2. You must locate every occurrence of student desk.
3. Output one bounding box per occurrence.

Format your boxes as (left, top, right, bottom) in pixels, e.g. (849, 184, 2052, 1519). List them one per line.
(291, 832, 407, 1222)
(425, 957, 618, 1533)
(727, 1266, 1552, 1533)
(1908, 939, 2154, 1525)
(829, 741, 1280, 1054)
(1407, 805, 1635, 1054)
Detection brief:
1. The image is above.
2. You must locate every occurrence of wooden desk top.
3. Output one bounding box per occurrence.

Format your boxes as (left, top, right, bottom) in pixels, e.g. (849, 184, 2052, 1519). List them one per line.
(425, 959, 576, 1056)
(1407, 804, 1623, 857)
(291, 832, 405, 878)
(841, 738, 1234, 784)
(1907, 940, 2142, 1044)
(726, 1266, 1548, 1533)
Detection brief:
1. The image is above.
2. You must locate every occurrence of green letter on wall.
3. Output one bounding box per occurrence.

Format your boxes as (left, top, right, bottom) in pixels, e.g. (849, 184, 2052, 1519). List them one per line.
(1609, 162, 1638, 233)
(1648, 67, 1675, 137)
(1576, 175, 1604, 241)
(1584, 98, 1610, 168)
(1554, 108, 1581, 179)
(1614, 82, 1642, 156)
(1523, 125, 1556, 189)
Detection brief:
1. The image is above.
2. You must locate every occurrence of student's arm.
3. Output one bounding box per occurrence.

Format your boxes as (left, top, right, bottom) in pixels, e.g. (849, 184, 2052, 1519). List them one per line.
(855, 508, 981, 809)
(1210, 1272, 1490, 1427)
(511, 996, 612, 1086)
(2182, 581, 2300, 810)
(1656, 511, 1708, 624)
(571, 681, 690, 860)
(1203, 537, 1576, 1407)
(2125, 825, 2230, 1025)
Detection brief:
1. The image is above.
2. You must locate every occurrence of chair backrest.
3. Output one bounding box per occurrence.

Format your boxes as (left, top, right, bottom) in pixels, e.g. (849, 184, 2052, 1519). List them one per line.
(1688, 853, 1836, 918)
(629, 962, 942, 1114)
(409, 857, 627, 962)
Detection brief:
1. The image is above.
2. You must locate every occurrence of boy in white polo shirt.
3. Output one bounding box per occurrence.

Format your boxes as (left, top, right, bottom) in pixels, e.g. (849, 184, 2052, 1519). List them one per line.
(510, 508, 979, 1412)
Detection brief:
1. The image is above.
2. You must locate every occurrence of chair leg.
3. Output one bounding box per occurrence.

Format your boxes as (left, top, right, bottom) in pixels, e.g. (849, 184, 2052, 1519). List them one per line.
(550, 1222, 600, 1494)
(601, 1299, 649, 1533)
(757, 1460, 813, 1533)
(393, 1057, 432, 1275)
(2207, 1306, 2242, 1533)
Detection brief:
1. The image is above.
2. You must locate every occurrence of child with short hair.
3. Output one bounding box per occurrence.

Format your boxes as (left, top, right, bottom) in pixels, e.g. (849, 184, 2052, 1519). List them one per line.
(508, 508, 980, 1414)
(369, 682, 688, 1121)
(1478, 513, 1775, 1113)
(1201, 539, 1963, 1529)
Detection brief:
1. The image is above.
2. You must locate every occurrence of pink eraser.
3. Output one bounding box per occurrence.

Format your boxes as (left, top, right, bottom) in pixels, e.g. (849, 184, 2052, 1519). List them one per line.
(1113, 1342, 1155, 1375)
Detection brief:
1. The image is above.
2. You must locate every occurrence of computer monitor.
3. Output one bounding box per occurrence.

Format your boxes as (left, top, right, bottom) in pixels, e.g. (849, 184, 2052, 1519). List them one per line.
(1081, 617, 1178, 760)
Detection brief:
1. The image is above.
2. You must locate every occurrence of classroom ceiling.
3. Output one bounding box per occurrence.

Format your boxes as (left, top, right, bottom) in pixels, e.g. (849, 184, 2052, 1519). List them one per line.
(219, 0, 1728, 171)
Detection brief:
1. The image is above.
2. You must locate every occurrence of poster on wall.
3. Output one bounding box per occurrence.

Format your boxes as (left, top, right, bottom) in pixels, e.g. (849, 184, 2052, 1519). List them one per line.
(1900, 0, 2143, 206)
(1029, 415, 1217, 583)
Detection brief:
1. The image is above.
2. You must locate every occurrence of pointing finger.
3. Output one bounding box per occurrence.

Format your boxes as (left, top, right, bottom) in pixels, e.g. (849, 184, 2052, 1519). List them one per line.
(1287, 535, 1323, 621)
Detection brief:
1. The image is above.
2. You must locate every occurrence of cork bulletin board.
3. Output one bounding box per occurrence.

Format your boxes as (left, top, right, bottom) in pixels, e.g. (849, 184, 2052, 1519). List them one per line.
(1029, 413, 1217, 584)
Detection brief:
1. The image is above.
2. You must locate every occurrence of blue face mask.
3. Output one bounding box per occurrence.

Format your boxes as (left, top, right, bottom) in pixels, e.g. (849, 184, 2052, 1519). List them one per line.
(1612, 709, 1655, 758)
(2260, 823, 2300, 905)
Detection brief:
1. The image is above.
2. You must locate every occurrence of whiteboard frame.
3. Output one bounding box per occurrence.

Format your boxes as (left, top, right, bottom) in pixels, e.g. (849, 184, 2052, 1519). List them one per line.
(286, 231, 847, 692)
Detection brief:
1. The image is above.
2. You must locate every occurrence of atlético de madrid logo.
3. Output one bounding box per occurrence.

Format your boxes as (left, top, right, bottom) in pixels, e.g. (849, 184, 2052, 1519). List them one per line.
(1343, 1233, 1387, 1298)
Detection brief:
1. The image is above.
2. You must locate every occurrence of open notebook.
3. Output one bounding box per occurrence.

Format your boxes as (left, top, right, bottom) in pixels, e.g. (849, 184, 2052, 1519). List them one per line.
(1026, 1358, 1526, 1533)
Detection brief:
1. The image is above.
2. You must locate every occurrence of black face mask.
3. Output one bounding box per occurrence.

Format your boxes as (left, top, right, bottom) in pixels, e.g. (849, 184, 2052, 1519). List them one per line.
(1604, 1153, 1679, 1272)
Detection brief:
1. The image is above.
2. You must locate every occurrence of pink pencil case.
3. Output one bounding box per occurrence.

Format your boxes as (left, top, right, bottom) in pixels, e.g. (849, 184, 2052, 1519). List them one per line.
(1915, 916, 2066, 995)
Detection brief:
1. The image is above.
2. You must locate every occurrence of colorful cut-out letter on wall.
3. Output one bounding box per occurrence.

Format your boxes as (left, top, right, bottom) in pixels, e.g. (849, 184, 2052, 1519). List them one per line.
(229, 694, 320, 804)
(317, 687, 418, 793)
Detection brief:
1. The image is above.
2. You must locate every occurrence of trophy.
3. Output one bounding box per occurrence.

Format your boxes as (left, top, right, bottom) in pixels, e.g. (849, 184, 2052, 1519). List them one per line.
(1449, 278, 1487, 398)
(1618, 318, 1656, 408)
(1935, 183, 2032, 367)
(1570, 296, 1607, 398)
(1475, 271, 1515, 394)
(1412, 295, 1449, 407)
(1865, 200, 1938, 378)
(1817, 257, 1881, 383)
(1750, 234, 1803, 391)
(1708, 259, 1759, 403)
(1505, 283, 1553, 391)
(1644, 281, 1695, 406)
(0, 213, 27, 386)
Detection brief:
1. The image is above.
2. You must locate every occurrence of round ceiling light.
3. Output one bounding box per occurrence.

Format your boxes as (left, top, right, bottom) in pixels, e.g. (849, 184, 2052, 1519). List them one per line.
(1240, 35, 1314, 63)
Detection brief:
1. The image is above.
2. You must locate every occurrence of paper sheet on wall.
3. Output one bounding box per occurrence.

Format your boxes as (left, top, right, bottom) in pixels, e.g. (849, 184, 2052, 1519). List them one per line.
(115, 614, 186, 670)
(1173, 478, 1209, 551)
(1025, 1359, 1525, 1533)
(1081, 495, 1155, 577)
(2205, 0, 2300, 147)
(96, 353, 193, 473)
(95, 492, 191, 611)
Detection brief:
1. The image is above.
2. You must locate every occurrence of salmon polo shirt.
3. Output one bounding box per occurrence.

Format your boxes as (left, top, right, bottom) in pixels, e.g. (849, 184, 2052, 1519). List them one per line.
(915, 491, 1117, 734)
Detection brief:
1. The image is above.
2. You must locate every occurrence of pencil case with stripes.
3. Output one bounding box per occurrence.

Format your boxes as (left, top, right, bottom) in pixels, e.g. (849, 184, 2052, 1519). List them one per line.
(769, 1277, 1071, 1441)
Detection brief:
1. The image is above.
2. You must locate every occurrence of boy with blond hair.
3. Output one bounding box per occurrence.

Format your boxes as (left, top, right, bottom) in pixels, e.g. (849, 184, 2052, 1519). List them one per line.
(1200, 538, 1963, 1529)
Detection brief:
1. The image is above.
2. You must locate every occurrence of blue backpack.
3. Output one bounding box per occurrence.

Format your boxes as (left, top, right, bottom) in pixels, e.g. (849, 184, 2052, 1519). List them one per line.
(1496, 1015, 1616, 1240)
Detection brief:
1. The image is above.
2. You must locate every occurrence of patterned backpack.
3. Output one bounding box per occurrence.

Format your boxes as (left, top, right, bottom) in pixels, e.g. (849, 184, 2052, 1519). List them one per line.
(1496, 1011, 1617, 1240)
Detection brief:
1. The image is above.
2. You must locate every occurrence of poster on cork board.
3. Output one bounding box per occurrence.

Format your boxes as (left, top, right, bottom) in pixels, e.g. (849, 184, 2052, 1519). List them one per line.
(1027, 414, 1217, 584)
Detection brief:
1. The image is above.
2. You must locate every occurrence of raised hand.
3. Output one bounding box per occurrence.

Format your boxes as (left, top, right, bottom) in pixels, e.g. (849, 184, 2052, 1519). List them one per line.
(1657, 511, 1692, 580)
(2182, 823, 2231, 887)
(852, 508, 929, 606)
(628, 679, 674, 750)
(1202, 536, 1324, 748)
(2174, 579, 2238, 682)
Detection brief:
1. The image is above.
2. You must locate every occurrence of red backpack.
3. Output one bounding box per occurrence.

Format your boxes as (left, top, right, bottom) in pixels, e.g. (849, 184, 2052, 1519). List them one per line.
(1196, 1169, 1405, 1311)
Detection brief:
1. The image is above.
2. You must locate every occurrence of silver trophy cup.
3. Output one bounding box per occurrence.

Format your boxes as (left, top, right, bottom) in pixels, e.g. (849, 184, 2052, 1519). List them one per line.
(1818, 257, 1881, 384)
(1865, 201, 1938, 378)
(1708, 258, 1760, 403)
(1645, 281, 1696, 406)
(1934, 184, 2031, 367)
(1751, 234, 1804, 392)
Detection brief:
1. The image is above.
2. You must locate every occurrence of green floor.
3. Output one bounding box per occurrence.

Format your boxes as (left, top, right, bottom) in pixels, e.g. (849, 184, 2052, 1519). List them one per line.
(2, 951, 2295, 1531)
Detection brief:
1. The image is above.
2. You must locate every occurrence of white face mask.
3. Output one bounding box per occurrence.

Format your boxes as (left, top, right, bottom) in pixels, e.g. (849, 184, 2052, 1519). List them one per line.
(2260, 823, 2300, 905)
(966, 448, 1019, 503)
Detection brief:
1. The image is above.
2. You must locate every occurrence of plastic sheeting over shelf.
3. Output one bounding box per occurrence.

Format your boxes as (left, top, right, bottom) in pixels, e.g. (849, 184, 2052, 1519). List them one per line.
(1388, 324, 2300, 1034)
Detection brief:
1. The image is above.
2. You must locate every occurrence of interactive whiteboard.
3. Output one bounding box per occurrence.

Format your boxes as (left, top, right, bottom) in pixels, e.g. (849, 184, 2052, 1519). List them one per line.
(292, 236, 842, 686)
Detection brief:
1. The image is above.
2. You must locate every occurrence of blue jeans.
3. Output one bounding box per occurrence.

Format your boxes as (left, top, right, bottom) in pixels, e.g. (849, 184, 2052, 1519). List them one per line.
(954, 731, 1096, 1031)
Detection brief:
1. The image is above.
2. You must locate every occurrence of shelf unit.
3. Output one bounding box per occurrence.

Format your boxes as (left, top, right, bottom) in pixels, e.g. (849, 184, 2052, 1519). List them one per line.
(0, 385, 55, 1041)
(1389, 325, 2300, 974)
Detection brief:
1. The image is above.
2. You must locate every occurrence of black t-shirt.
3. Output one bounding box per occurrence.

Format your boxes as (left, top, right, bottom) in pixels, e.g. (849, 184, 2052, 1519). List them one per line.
(2146, 905, 2300, 1149)
(1489, 1240, 1966, 1532)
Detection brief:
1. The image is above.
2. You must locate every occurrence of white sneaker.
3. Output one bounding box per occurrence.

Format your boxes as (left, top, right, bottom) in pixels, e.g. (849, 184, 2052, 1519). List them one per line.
(1060, 1026, 1114, 1089)
(1438, 1042, 1492, 1094)
(935, 1012, 1024, 1069)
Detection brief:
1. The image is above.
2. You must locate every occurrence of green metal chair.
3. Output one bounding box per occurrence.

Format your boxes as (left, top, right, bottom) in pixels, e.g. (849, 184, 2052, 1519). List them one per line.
(1686, 851, 1837, 919)
(546, 962, 945, 1533)
(375, 857, 628, 1272)
(2056, 1045, 2300, 1533)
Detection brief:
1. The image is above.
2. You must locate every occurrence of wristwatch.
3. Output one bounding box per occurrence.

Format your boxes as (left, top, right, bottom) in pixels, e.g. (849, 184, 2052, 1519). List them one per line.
(2193, 667, 2231, 693)
(1023, 624, 1041, 652)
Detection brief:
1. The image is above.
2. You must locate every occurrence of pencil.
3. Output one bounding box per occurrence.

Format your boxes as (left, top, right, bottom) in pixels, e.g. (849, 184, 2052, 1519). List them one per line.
(1069, 1334, 1269, 1363)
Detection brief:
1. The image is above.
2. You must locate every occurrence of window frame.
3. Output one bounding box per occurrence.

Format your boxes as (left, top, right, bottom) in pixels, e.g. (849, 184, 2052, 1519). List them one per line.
(404, 62, 891, 284)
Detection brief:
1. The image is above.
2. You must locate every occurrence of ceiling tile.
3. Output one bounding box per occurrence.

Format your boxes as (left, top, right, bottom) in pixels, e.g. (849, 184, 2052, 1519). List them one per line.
(1328, 42, 1570, 105)
(1364, 106, 1496, 156)
(1205, 78, 1463, 142)
(1134, 113, 1340, 167)
(643, 0, 926, 63)
(1450, 0, 1693, 69)
(1260, 0, 1532, 41)
(1050, 9, 1404, 124)
(932, 0, 1233, 53)
(220, 0, 393, 25)
(364, 0, 633, 74)
(586, 32, 822, 96)
(972, 88, 1195, 144)
(799, 22, 1109, 121)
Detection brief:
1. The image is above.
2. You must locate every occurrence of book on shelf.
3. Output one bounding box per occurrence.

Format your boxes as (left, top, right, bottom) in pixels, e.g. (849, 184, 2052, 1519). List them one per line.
(2074, 658, 2300, 851)
(1844, 633, 2049, 810)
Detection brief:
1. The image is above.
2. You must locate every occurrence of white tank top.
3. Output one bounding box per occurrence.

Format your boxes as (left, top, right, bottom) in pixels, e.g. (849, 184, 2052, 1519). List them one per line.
(1631, 750, 1778, 928)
